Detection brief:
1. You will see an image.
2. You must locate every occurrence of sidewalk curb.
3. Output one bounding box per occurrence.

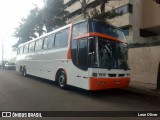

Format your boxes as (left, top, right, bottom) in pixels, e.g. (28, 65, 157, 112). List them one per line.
(121, 87, 160, 97)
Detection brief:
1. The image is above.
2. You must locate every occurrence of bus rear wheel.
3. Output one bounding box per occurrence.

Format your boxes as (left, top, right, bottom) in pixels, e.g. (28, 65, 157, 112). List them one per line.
(57, 71, 67, 89)
(22, 68, 27, 77)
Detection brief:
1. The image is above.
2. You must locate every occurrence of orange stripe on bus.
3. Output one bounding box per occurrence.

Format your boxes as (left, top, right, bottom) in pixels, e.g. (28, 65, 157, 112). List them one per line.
(90, 77, 130, 91)
(74, 32, 127, 43)
(67, 24, 73, 59)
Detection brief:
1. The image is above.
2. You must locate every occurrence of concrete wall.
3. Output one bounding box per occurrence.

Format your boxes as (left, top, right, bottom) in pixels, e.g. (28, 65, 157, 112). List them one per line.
(140, 0, 160, 29)
(128, 46, 160, 90)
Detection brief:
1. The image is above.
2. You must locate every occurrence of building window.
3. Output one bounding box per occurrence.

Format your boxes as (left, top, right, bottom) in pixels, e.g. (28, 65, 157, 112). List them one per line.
(115, 4, 133, 14)
(66, 0, 78, 7)
(122, 27, 129, 36)
(140, 29, 157, 37)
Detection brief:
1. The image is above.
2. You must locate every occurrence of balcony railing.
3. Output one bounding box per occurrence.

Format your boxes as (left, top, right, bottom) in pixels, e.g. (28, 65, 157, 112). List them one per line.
(129, 36, 160, 48)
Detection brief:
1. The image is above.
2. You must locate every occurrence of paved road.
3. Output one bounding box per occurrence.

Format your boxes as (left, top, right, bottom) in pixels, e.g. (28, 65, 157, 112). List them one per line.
(0, 69, 160, 120)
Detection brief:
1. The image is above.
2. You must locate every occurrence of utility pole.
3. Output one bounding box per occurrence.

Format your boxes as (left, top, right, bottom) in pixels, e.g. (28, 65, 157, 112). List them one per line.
(1, 40, 4, 68)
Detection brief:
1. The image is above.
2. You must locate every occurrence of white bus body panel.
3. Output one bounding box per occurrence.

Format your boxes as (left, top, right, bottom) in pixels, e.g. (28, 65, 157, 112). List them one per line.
(16, 46, 90, 90)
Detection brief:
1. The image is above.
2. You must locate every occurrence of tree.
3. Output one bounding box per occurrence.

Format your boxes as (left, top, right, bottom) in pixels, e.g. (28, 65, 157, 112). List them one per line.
(13, 0, 69, 47)
(77, 0, 90, 19)
(13, 7, 41, 46)
(78, 0, 122, 21)
(42, 0, 69, 32)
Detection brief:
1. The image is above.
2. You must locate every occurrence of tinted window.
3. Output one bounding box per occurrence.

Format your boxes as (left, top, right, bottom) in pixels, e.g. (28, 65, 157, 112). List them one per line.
(115, 4, 133, 14)
(72, 24, 79, 38)
(35, 39, 43, 51)
(43, 37, 49, 49)
(78, 22, 87, 36)
(55, 32, 61, 47)
(89, 39, 98, 68)
(71, 40, 78, 65)
(48, 34, 55, 49)
(29, 42, 35, 52)
(61, 28, 69, 45)
(72, 22, 88, 38)
(78, 38, 88, 69)
(92, 21, 126, 41)
(24, 44, 29, 53)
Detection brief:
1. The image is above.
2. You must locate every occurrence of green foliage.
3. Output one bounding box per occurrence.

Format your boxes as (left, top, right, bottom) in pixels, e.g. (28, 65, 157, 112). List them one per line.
(42, 0, 69, 32)
(13, 0, 122, 48)
(13, 7, 40, 44)
(13, 0, 69, 47)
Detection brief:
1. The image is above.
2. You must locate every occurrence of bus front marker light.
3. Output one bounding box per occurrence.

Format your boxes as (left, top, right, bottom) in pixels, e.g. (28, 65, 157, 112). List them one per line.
(126, 74, 130, 76)
(97, 82, 106, 85)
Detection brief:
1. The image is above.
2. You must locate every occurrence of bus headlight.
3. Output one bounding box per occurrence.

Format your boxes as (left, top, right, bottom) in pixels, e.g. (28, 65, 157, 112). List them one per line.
(92, 73, 98, 77)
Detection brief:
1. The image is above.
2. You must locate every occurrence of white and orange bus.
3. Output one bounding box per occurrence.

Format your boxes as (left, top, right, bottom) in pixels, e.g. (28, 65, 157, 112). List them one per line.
(16, 19, 130, 90)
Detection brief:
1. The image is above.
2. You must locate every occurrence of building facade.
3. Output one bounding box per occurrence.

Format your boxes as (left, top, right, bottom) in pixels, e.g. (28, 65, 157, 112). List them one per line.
(64, 0, 160, 42)
(64, 0, 160, 90)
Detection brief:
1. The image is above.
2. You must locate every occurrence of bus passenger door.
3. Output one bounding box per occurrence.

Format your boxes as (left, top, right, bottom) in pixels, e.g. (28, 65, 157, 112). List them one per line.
(71, 38, 89, 89)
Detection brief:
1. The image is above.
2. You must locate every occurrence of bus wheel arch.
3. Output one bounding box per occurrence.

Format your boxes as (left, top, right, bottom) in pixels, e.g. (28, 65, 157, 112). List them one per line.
(55, 68, 67, 89)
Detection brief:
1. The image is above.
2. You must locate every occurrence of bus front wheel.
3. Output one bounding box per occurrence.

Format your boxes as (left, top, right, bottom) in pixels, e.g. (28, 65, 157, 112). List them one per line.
(57, 71, 67, 89)
(20, 67, 23, 76)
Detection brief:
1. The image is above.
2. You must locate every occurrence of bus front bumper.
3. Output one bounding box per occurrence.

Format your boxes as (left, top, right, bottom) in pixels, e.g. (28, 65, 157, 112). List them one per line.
(89, 77, 130, 91)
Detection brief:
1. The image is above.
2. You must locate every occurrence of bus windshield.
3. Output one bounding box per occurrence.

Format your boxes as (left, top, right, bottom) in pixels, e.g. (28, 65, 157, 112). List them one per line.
(89, 37, 129, 70)
(91, 21, 126, 41)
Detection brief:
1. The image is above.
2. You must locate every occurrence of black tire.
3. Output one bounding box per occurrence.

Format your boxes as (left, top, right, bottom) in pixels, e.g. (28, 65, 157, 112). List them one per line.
(57, 71, 67, 89)
(20, 67, 23, 76)
(22, 68, 27, 77)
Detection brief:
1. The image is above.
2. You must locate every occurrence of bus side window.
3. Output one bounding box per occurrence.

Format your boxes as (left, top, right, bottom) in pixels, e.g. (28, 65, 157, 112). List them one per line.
(78, 38, 88, 70)
(48, 34, 55, 49)
(29, 42, 35, 52)
(71, 40, 78, 66)
(24, 44, 29, 53)
(61, 28, 69, 45)
(72, 22, 87, 38)
(78, 22, 87, 36)
(71, 38, 88, 70)
(72, 24, 79, 38)
(43, 37, 49, 50)
(35, 39, 43, 51)
(55, 32, 62, 47)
